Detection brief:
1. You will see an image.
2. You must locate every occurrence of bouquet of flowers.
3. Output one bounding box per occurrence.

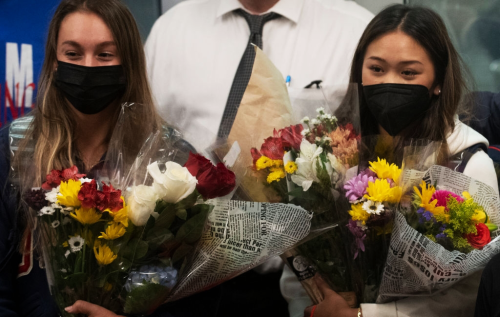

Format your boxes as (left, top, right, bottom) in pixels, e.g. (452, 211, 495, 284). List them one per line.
(24, 150, 236, 316)
(343, 158, 403, 303)
(376, 165, 500, 302)
(250, 108, 359, 224)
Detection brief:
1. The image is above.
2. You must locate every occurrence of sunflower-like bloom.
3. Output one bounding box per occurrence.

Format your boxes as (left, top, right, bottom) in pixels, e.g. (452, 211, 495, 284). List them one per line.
(94, 240, 117, 266)
(70, 207, 102, 225)
(57, 179, 82, 207)
(267, 167, 286, 184)
(364, 179, 401, 203)
(349, 203, 370, 225)
(99, 222, 126, 240)
(369, 158, 402, 182)
(285, 161, 298, 174)
(413, 181, 446, 216)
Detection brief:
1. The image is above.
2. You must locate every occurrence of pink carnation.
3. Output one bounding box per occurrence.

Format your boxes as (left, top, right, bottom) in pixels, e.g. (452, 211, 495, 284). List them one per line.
(431, 190, 464, 210)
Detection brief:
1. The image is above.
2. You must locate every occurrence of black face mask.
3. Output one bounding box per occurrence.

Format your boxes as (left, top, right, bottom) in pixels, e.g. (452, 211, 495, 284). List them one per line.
(55, 61, 126, 115)
(363, 83, 432, 136)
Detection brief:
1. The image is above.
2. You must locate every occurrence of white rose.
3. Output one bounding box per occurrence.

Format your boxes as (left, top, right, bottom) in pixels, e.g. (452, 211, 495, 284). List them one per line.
(127, 185, 159, 226)
(147, 161, 197, 204)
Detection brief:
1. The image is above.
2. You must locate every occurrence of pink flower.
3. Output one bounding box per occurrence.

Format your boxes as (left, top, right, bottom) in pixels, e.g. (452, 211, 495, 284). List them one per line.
(344, 170, 376, 202)
(431, 190, 464, 210)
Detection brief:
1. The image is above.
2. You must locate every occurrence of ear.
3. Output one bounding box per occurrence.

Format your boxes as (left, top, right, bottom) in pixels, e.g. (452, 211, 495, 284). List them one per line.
(433, 85, 441, 96)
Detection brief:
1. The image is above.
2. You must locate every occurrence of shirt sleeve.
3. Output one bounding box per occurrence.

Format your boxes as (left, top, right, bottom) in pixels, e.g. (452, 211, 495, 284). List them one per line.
(0, 127, 20, 317)
(463, 150, 499, 195)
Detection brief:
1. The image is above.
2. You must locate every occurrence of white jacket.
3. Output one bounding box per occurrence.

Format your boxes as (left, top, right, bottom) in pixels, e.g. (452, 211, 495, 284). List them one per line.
(280, 121, 499, 317)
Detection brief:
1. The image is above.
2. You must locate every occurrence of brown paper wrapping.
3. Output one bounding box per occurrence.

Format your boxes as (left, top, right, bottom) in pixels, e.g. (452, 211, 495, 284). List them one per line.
(226, 46, 293, 202)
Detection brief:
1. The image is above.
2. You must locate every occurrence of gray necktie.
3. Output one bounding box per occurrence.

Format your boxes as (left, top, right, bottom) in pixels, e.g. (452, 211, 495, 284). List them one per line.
(217, 9, 280, 139)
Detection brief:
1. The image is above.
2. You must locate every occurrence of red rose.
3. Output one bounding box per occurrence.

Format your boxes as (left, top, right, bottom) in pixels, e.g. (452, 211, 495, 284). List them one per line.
(42, 170, 63, 190)
(184, 152, 214, 178)
(78, 180, 98, 209)
(61, 166, 85, 182)
(280, 125, 303, 151)
(196, 163, 236, 199)
(466, 223, 491, 250)
(183, 152, 236, 199)
(260, 135, 284, 160)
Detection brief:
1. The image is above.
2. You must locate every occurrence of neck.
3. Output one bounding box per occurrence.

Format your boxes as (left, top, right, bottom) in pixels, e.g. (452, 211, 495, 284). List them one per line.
(72, 103, 117, 168)
(239, 0, 279, 14)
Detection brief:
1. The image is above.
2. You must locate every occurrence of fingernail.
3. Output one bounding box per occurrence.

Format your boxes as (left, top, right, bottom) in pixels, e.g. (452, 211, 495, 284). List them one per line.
(64, 307, 72, 312)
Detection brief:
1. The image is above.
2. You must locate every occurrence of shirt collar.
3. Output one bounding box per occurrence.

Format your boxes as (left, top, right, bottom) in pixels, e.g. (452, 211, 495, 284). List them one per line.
(216, 0, 304, 24)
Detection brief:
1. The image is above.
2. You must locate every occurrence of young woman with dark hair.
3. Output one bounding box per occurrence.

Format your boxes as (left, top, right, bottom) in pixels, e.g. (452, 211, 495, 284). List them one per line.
(281, 4, 498, 317)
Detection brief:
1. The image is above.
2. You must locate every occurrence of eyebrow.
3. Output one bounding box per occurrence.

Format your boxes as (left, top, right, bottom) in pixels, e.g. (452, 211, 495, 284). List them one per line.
(60, 40, 117, 49)
(367, 56, 423, 65)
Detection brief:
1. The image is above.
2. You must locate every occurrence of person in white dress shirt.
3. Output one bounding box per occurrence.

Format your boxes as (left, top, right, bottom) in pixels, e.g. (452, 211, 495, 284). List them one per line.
(145, 1, 373, 316)
(145, 0, 373, 150)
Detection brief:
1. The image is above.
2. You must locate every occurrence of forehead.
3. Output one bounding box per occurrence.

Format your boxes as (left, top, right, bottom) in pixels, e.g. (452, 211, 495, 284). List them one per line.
(58, 11, 114, 45)
(365, 31, 432, 64)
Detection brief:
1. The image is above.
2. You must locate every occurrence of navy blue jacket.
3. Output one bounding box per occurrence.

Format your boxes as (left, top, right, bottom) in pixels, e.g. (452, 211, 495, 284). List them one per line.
(471, 91, 500, 145)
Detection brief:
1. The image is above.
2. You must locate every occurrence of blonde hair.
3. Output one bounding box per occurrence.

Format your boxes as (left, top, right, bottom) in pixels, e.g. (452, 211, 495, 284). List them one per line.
(13, 0, 163, 247)
(16, 0, 162, 184)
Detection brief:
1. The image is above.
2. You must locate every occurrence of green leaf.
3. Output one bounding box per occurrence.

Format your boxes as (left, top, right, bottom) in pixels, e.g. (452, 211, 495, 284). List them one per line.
(143, 215, 156, 238)
(154, 200, 175, 215)
(153, 205, 177, 230)
(122, 238, 149, 260)
(124, 283, 170, 315)
(63, 272, 86, 287)
(175, 208, 210, 244)
(176, 209, 187, 220)
(146, 228, 174, 251)
(172, 243, 194, 264)
(176, 190, 199, 209)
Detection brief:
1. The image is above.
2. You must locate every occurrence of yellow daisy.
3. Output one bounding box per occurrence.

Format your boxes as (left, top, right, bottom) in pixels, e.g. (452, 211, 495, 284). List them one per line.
(349, 203, 370, 225)
(267, 167, 286, 184)
(93, 240, 117, 266)
(364, 179, 391, 202)
(70, 207, 102, 225)
(110, 201, 129, 227)
(369, 157, 402, 182)
(99, 222, 127, 240)
(57, 179, 82, 207)
(285, 161, 298, 174)
(256, 156, 273, 170)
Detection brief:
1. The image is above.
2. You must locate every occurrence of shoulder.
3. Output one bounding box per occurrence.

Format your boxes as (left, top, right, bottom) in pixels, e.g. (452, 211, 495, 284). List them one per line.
(463, 150, 499, 194)
(306, 0, 374, 25)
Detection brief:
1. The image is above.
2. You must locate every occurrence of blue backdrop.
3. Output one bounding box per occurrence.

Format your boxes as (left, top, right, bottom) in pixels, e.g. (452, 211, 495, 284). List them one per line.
(0, 0, 61, 127)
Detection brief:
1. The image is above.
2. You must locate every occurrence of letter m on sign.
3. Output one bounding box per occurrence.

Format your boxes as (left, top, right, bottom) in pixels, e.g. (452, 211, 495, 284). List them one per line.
(5, 43, 34, 122)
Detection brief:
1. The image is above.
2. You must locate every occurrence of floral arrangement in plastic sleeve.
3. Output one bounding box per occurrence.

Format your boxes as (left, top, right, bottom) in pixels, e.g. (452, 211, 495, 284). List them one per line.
(250, 107, 359, 224)
(408, 181, 496, 253)
(24, 153, 235, 316)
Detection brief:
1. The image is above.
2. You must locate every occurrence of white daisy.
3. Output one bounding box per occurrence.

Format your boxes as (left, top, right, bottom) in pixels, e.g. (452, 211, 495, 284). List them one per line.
(64, 250, 71, 258)
(39, 206, 55, 216)
(316, 107, 325, 114)
(62, 217, 72, 225)
(68, 235, 85, 252)
(51, 220, 60, 228)
(311, 118, 320, 126)
(61, 207, 73, 216)
(323, 136, 332, 142)
(300, 129, 310, 136)
(79, 178, 92, 184)
(315, 137, 321, 142)
(45, 187, 60, 203)
(301, 116, 310, 124)
(362, 200, 384, 215)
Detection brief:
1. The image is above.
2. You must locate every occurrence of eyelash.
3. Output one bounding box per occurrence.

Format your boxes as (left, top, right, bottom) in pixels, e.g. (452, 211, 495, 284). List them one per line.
(368, 65, 418, 77)
(64, 51, 114, 59)
(402, 70, 417, 77)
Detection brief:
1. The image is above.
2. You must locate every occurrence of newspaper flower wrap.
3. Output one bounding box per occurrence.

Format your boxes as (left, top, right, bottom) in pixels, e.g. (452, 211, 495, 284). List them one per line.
(376, 165, 500, 302)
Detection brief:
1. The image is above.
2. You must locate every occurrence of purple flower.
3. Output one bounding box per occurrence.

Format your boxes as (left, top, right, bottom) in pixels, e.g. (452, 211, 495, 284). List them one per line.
(435, 225, 447, 240)
(417, 208, 435, 224)
(347, 220, 366, 259)
(344, 170, 376, 202)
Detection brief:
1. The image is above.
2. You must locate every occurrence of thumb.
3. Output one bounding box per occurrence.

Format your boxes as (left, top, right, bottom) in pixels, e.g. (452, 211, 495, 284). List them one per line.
(65, 300, 100, 315)
(314, 274, 336, 298)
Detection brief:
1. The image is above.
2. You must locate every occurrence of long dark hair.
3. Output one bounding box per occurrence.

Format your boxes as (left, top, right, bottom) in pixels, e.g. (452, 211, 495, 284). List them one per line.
(336, 4, 472, 164)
